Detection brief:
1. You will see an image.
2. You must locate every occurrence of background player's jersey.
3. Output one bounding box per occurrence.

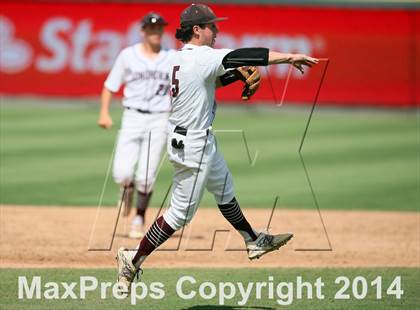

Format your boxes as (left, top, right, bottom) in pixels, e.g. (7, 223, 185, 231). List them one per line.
(105, 43, 175, 112)
(169, 44, 232, 130)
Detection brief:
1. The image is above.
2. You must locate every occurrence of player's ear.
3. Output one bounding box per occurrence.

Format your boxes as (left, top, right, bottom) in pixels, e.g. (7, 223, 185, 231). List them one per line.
(192, 25, 202, 36)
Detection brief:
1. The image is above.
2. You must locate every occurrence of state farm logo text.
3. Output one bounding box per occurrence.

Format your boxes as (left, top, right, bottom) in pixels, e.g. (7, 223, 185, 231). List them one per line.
(0, 15, 325, 77)
(0, 16, 33, 73)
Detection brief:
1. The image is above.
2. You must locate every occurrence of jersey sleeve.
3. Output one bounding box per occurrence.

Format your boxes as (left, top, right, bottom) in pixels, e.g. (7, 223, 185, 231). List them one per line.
(197, 48, 232, 80)
(104, 51, 125, 92)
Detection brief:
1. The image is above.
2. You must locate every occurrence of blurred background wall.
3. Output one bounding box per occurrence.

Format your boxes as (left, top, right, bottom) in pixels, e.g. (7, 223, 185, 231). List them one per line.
(1, 0, 419, 107)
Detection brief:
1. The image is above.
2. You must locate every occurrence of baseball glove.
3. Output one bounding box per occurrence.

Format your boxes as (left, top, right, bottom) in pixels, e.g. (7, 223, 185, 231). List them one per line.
(233, 66, 261, 100)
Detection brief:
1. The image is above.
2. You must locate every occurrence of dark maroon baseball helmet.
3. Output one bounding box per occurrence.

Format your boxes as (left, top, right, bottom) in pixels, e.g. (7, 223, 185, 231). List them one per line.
(180, 4, 227, 27)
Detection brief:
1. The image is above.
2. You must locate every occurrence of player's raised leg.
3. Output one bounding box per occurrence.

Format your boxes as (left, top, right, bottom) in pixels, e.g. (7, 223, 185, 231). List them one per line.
(207, 150, 293, 260)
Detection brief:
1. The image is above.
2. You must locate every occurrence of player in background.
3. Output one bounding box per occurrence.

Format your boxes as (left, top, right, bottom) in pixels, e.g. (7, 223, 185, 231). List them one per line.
(116, 4, 317, 293)
(98, 12, 173, 239)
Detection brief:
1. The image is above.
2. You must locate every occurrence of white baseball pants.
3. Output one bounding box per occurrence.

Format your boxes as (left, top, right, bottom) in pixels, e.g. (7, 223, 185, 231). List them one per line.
(112, 109, 169, 193)
(163, 124, 235, 230)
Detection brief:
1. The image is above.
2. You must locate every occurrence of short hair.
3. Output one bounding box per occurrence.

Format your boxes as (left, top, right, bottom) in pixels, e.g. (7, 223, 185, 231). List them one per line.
(175, 25, 205, 43)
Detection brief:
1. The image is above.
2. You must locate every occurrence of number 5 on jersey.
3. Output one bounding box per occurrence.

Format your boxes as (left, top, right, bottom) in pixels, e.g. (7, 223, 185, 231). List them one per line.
(171, 65, 180, 97)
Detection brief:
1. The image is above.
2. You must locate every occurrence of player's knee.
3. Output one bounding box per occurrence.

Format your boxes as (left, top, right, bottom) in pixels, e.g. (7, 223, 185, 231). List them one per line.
(135, 178, 155, 194)
(209, 183, 235, 205)
(163, 206, 196, 231)
(214, 190, 235, 205)
(207, 172, 235, 205)
(162, 212, 183, 231)
(112, 171, 134, 187)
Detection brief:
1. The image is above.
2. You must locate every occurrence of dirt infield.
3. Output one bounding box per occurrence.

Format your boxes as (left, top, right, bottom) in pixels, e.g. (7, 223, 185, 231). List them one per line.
(1, 205, 419, 268)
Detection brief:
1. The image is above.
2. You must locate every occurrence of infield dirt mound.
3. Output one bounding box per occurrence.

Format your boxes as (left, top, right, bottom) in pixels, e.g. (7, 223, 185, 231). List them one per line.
(1, 206, 419, 268)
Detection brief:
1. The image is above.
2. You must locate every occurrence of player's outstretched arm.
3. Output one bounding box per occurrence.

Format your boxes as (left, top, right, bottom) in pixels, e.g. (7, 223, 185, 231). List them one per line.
(216, 48, 318, 100)
(222, 48, 318, 74)
(98, 87, 114, 130)
(268, 51, 318, 74)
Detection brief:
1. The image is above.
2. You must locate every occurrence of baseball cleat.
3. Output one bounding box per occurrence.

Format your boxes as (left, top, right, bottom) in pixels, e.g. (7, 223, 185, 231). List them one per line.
(116, 247, 140, 295)
(119, 184, 134, 217)
(247, 232, 293, 260)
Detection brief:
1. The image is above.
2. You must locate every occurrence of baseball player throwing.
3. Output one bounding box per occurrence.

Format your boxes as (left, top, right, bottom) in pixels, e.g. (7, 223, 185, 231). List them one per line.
(116, 4, 318, 293)
(98, 13, 173, 239)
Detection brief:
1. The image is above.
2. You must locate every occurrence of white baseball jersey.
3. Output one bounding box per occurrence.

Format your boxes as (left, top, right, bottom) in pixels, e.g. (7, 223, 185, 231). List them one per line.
(105, 43, 175, 112)
(169, 44, 232, 129)
(163, 43, 236, 231)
